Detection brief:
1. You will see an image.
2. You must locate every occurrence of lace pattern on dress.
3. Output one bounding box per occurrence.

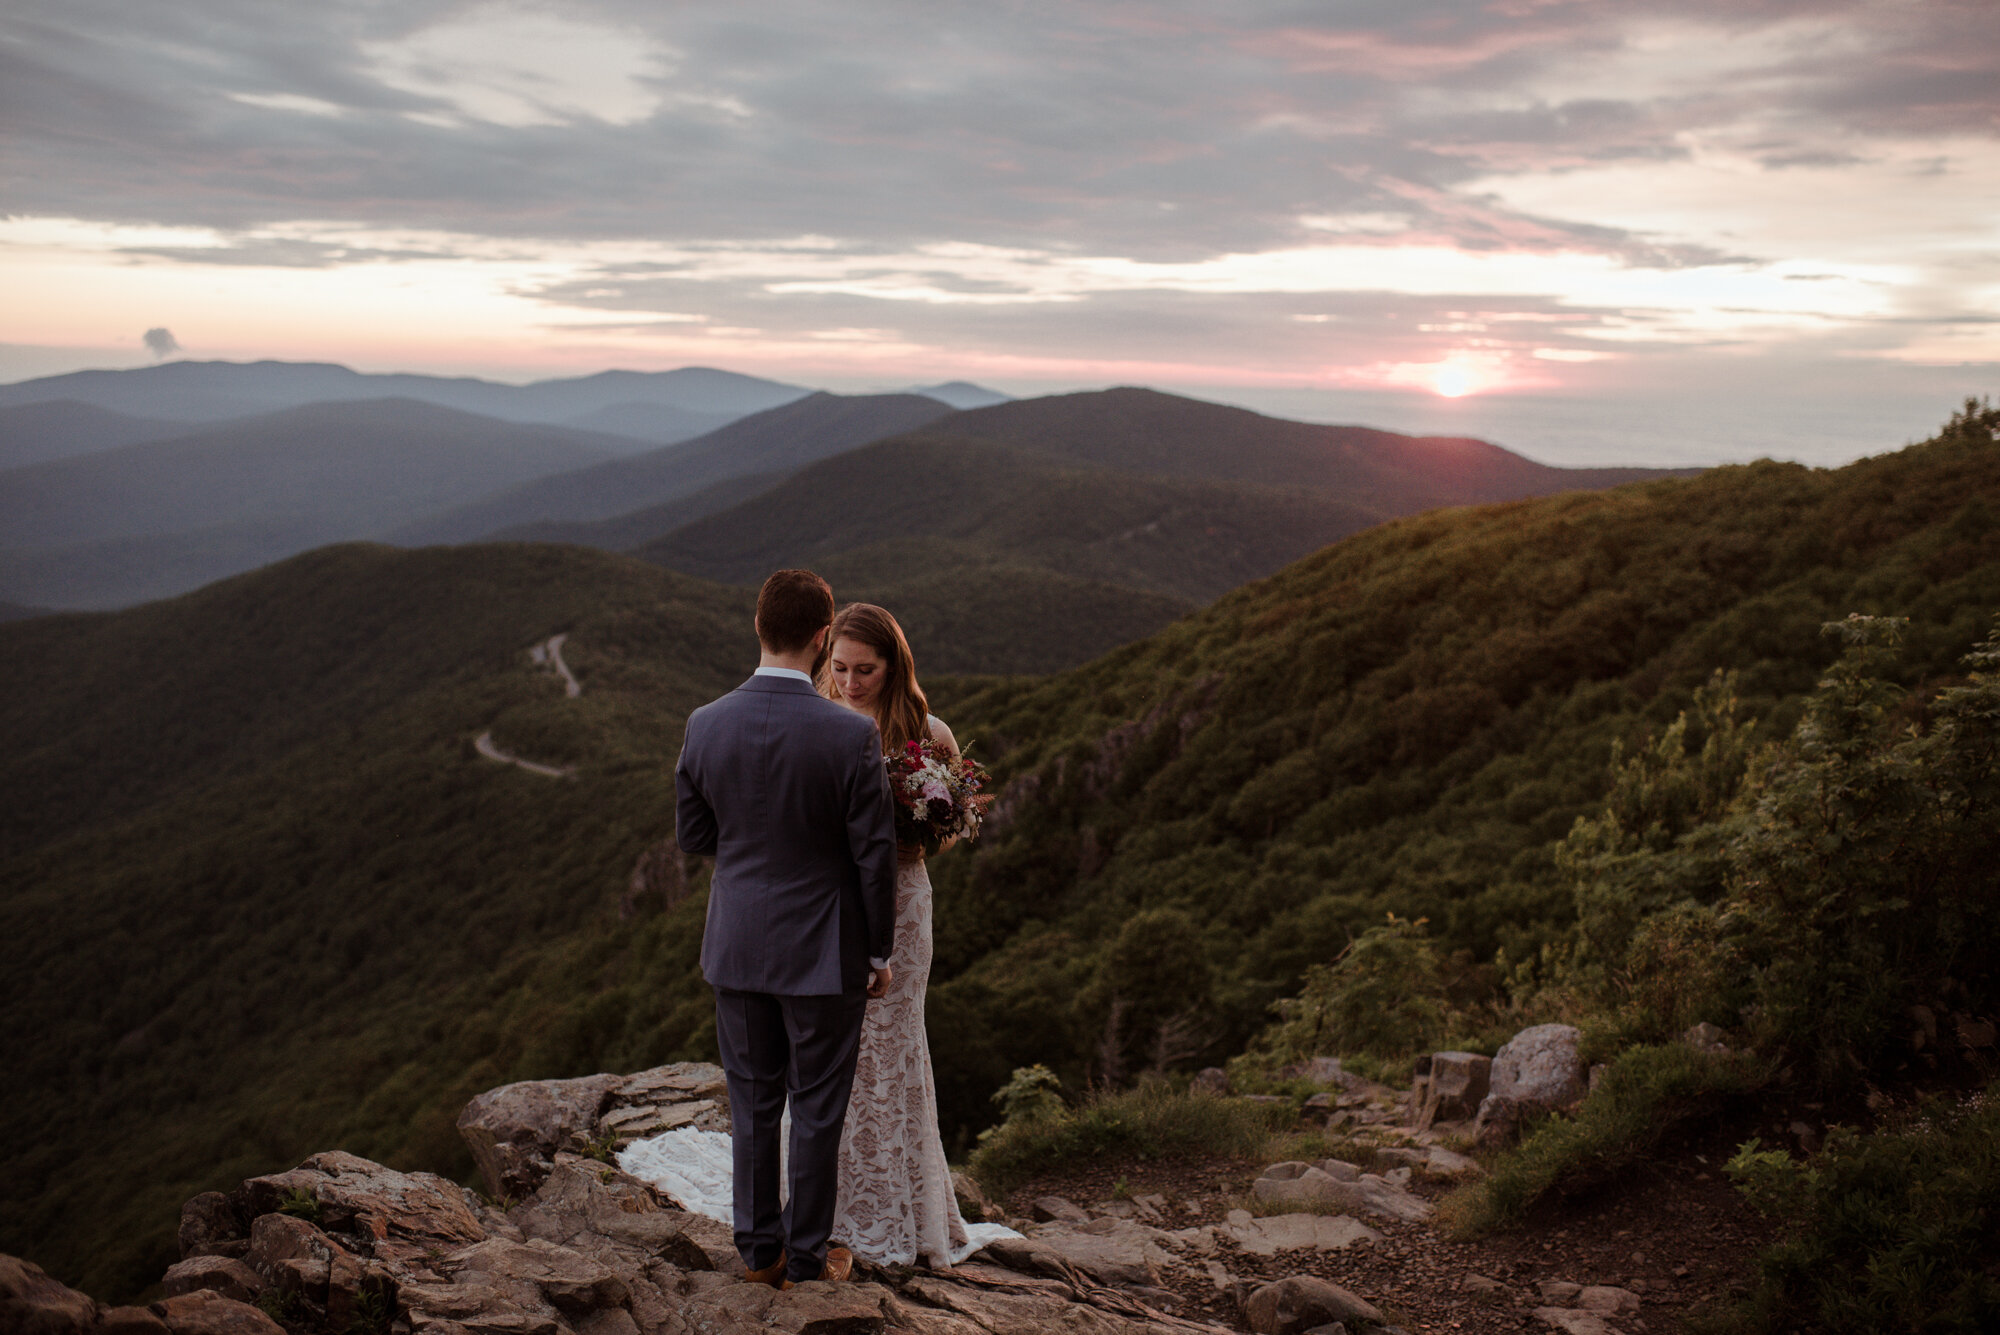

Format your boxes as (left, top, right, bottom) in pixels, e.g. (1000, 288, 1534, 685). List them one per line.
(831, 857, 970, 1267)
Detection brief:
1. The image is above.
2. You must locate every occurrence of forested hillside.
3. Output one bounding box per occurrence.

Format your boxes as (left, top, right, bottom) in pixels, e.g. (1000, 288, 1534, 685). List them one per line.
(0, 544, 752, 1299)
(915, 410, 2000, 1130)
(5, 409, 1994, 1307)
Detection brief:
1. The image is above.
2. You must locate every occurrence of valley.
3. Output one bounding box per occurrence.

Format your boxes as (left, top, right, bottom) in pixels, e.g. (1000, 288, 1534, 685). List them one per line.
(1, 360, 1994, 1330)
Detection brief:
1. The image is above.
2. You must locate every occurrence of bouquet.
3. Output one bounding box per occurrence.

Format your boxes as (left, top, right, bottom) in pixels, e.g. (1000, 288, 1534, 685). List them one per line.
(885, 737, 991, 855)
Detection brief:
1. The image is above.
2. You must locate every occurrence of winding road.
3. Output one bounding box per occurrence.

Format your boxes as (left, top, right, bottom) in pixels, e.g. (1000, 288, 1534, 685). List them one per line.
(473, 634, 583, 779)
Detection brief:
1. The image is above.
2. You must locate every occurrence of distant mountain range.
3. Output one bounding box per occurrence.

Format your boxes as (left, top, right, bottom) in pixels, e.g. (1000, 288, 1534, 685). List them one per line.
(0, 359, 1693, 639)
(0, 361, 814, 431)
(393, 391, 958, 546)
(900, 381, 1013, 410)
(0, 398, 621, 549)
(0, 401, 186, 470)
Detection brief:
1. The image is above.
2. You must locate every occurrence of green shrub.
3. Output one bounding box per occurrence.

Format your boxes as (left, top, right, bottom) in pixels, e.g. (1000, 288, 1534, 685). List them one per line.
(1265, 913, 1449, 1061)
(1439, 1042, 1769, 1239)
(1704, 1085, 2000, 1334)
(967, 1076, 1282, 1194)
(276, 1186, 321, 1225)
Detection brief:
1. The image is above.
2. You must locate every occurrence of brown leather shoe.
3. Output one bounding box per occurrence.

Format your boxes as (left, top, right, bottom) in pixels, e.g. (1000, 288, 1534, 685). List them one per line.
(780, 1246, 852, 1288)
(743, 1251, 787, 1288)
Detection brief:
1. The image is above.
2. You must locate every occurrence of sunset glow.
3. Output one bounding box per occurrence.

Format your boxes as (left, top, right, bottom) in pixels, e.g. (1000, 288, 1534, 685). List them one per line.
(1432, 364, 1476, 399)
(2, 0, 1995, 464)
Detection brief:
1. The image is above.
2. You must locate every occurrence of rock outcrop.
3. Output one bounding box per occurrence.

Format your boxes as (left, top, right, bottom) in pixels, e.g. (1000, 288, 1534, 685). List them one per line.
(19, 1062, 1281, 1335)
(456, 1063, 730, 1202)
(1, 1255, 279, 1335)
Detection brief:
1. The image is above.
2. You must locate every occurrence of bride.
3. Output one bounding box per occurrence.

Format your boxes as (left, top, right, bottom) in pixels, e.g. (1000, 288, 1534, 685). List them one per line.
(619, 602, 1011, 1271)
(818, 603, 975, 1269)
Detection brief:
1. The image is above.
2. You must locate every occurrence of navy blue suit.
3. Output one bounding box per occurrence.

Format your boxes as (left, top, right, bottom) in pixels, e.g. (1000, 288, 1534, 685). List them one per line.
(675, 671, 897, 1280)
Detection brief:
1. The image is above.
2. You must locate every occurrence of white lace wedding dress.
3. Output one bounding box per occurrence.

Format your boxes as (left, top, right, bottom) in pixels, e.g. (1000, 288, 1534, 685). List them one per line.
(619, 808, 1014, 1268)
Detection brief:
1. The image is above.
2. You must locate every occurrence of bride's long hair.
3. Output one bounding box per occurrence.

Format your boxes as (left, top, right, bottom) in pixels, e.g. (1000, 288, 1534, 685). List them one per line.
(818, 603, 929, 753)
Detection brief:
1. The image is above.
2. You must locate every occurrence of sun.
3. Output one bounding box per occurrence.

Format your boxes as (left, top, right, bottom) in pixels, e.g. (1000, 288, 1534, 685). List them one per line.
(1432, 363, 1475, 398)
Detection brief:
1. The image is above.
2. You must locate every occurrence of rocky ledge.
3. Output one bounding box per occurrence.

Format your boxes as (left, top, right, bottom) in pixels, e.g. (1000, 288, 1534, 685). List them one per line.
(2, 1061, 1419, 1335)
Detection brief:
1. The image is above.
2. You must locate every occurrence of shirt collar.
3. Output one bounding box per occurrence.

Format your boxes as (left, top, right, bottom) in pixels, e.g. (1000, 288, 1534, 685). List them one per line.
(753, 666, 814, 684)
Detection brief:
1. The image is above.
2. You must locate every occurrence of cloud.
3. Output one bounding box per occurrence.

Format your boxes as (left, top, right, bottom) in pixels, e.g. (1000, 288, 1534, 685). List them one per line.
(0, 0, 1995, 435)
(142, 327, 180, 358)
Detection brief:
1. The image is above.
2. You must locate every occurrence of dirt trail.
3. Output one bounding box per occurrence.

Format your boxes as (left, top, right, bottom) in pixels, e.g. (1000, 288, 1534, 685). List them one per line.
(999, 1115, 1775, 1335)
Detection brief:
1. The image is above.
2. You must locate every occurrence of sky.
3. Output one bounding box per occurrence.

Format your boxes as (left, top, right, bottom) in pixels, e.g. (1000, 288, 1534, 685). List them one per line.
(3, 0, 1997, 465)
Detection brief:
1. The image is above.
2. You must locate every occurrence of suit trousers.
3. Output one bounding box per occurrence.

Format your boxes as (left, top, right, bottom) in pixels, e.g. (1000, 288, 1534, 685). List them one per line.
(713, 986, 869, 1282)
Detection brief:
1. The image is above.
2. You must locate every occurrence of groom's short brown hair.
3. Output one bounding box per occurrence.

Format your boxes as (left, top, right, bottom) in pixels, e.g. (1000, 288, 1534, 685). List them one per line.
(755, 569, 834, 653)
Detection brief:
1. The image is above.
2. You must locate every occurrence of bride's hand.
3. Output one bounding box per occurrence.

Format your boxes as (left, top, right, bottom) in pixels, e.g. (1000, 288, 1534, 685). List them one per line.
(896, 842, 925, 866)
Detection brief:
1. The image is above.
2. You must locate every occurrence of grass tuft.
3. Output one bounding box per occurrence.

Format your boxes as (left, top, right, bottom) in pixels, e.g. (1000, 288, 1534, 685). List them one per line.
(966, 1079, 1284, 1194)
(1438, 1041, 1768, 1239)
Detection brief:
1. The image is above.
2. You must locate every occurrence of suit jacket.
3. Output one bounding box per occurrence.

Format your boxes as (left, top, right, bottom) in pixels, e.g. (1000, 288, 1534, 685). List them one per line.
(676, 673, 898, 995)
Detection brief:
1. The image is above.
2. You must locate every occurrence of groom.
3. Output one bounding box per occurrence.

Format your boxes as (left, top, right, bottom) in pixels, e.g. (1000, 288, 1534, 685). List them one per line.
(675, 568, 899, 1288)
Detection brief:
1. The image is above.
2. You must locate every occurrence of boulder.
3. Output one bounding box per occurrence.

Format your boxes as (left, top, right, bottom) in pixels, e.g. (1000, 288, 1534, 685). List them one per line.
(1538, 1280, 1583, 1303)
(950, 1171, 1004, 1224)
(1415, 1052, 1490, 1131)
(1242, 1276, 1381, 1334)
(241, 1152, 486, 1247)
(161, 1256, 266, 1304)
(1251, 1162, 1346, 1209)
(148, 1292, 286, 1335)
(1423, 1147, 1484, 1179)
(1682, 1022, 1731, 1055)
(456, 1073, 622, 1201)
(1533, 1309, 1616, 1335)
(178, 1193, 246, 1260)
(1191, 1067, 1229, 1095)
(439, 1238, 630, 1319)
(246, 1213, 346, 1300)
(1578, 1286, 1642, 1317)
(1029, 1195, 1088, 1223)
(98, 1307, 172, 1335)
(1250, 1162, 1430, 1223)
(1476, 1024, 1586, 1141)
(0, 1255, 99, 1335)
(511, 1153, 720, 1273)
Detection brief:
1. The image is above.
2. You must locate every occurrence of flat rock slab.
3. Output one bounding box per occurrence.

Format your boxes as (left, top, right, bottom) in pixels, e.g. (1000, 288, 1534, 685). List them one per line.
(1219, 1211, 1381, 1256)
(149, 1291, 287, 1335)
(1250, 1163, 1431, 1223)
(1534, 1308, 1622, 1335)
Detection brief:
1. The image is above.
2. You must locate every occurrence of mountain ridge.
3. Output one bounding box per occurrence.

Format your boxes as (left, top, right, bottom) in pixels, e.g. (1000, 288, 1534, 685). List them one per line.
(2, 417, 1994, 1299)
(0, 360, 811, 426)
(392, 391, 956, 547)
(0, 400, 186, 469)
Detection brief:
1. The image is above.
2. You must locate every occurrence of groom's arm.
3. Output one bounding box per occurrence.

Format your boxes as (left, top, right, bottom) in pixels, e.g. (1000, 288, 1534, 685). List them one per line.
(845, 725, 898, 967)
(674, 730, 718, 857)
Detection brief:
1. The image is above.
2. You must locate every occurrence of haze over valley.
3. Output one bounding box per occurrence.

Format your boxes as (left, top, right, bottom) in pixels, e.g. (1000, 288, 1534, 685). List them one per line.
(0, 360, 1689, 663)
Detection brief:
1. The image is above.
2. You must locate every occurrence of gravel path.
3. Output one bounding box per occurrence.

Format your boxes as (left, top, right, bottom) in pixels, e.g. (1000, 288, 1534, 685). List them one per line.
(996, 1116, 1776, 1334)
